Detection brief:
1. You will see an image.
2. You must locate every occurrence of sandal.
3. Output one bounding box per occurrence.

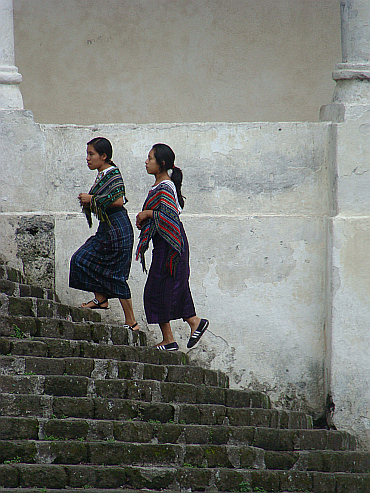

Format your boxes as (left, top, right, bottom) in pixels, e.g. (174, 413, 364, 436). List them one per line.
(156, 342, 179, 351)
(124, 322, 139, 331)
(187, 319, 209, 348)
(81, 298, 109, 310)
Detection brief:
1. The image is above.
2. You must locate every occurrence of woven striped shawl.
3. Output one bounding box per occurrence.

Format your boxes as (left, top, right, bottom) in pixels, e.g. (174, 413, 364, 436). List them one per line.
(83, 167, 127, 227)
(136, 181, 183, 276)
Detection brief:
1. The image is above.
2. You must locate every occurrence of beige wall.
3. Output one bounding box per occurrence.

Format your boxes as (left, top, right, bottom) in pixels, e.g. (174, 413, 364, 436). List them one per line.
(13, 0, 341, 125)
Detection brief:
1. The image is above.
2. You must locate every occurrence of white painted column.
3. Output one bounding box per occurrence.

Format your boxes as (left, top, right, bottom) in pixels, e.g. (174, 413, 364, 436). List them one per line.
(320, 0, 370, 121)
(322, 0, 370, 450)
(0, 0, 23, 109)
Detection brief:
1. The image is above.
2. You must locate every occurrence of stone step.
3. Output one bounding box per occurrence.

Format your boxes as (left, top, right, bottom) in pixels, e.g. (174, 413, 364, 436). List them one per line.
(0, 319, 146, 345)
(6, 440, 370, 477)
(0, 355, 228, 388)
(0, 337, 185, 363)
(0, 375, 270, 408)
(0, 279, 59, 303)
(0, 395, 312, 429)
(0, 294, 111, 325)
(0, 441, 369, 472)
(0, 417, 356, 451)
(0, 464, 368, 492)
(0, 264, 26, 285)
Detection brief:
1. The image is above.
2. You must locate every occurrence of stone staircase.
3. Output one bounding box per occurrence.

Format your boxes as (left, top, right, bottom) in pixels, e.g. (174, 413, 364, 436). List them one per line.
(0, 261, 369, 493)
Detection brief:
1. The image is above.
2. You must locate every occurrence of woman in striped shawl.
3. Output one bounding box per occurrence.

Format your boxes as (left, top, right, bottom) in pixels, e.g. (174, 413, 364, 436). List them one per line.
(69, 137, 139, 330)
(136, 143, 208, 351)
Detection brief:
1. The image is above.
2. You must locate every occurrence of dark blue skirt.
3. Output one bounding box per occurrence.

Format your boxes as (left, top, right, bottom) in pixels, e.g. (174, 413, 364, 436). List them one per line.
(144, 222, 196, 324)
(69, 208, 133, 299)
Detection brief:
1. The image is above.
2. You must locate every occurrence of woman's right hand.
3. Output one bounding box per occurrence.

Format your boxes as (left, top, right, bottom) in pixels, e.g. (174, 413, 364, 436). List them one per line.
(136, 210, 153, 229)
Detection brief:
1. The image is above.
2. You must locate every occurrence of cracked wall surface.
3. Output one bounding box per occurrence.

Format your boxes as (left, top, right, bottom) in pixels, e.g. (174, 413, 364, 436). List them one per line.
(2, 110, 369, 449)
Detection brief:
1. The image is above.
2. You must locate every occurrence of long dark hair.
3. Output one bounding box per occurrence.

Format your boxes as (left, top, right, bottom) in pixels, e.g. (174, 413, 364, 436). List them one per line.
(152, 143, 184, 209)
(87, 137, 115, 165)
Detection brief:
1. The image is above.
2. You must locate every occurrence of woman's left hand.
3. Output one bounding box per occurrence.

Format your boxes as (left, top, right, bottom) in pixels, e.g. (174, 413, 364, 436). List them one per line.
(78, 193, 92, 207)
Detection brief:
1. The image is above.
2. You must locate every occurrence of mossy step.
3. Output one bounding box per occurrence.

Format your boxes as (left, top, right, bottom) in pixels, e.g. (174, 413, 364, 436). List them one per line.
(0, 375, 270, 408)
(0, 319, 146, 345)
(1, 440, 369, 472)
(0, 416, 356, 451)
(0, 464, 369, 492)
(0, 395, 312, 429)
(0, 337, 186, 363)
(0, 295, 103, 323)
(0, 355, 228, 388)
(0, 264, 25, 285)
(0, 279, 59, 302)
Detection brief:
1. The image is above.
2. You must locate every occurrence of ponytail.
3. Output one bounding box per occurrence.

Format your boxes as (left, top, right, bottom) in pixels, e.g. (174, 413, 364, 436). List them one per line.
(152, 143, 185, 209)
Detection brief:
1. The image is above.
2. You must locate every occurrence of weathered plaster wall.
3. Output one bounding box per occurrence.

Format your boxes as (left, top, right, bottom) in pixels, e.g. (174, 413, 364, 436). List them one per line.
(0, 111, 335, 422)
(329, 108, 370, 450)
(12, 0, 341, 124)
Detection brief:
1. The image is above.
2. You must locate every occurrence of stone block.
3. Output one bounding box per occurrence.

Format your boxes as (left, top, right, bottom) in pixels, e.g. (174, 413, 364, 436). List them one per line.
(196, 385, 226, 405)
(87, 419, 113, 441)
(177, 403, 201, 424)
(43, 418, 89, 440)
(0, 464, 19, 488)
(0, 375, 42, 395)
(18, 464, 68, 488)
(228, 426, 255, 446)
(126, 464, 177, 490)
(110, 325, 129, 346)
(0, 280, 16, 296)
(95, 379, 128, 399)
(0, 394, 50, 418)
(28, 285, 45, 299)
(138, 402, 175, 423)
(212, 468, 251, 492)
(166, 365, 204, 386)
(64, 357, 93, 376)
(254, 428, 297, 451)
(142, 362, 167, 381)
(199, 404, 226, 425)
(239, 445, 265, 469)
(69, 306, 100, 323)
(182, 424, 211, 445)
(52, 396, 94, 419)
(44, 375, 88, 397)
(175, 466, 213, 491)
(336, 473, 370, 493)
(46, 338, 81, 358)
(161, 382, 197, 404)
(47, 441, 88, 464)
(264, 450, 299, 470)
(8, 297, 34, 317)
(279, 470, 314, 492)
(18, 284, 31, 297)
(67, 464, 126, 489)
(91, 323, 111, 344)
(0, 440, 37, 464)
(204, 444, 233, 467)
(298, 429, 328, 450)
(25, 356, 65, 375)
(312, 471, 337, 493)
(10, 339, 47, 357)
(113, 421, 153, 443)
(250, 470, 280, 492)
(93, 398, 140, 421)
(0, 338, 11, 355)
(54, 302, 70, 320)
(6, 267, 24, 284)
(0, 417, 39, 440)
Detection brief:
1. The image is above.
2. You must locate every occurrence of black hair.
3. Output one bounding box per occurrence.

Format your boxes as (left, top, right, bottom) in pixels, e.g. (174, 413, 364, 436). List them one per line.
(87, 137, 115, 165)
(152, 143, 184, 209)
